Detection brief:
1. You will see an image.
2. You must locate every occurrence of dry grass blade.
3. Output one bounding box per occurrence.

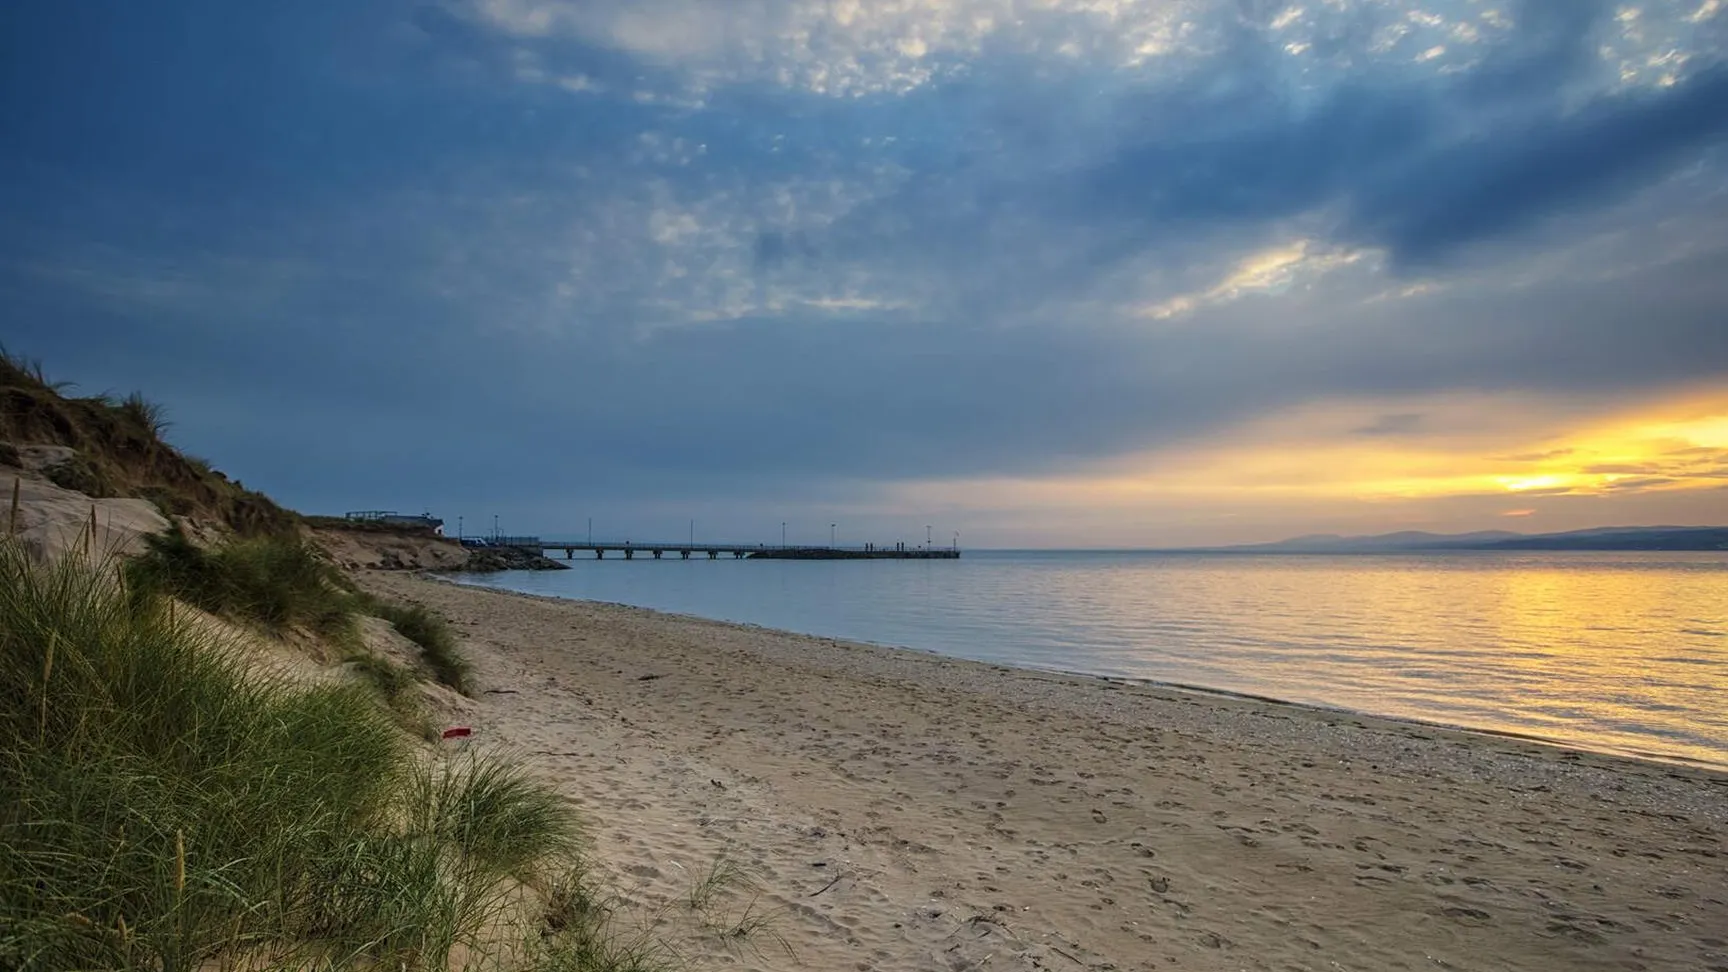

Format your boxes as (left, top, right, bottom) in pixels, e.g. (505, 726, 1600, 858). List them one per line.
(685, 856, 751, 914)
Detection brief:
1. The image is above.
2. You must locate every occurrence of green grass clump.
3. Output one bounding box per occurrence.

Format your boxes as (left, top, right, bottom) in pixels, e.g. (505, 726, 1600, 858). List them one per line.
(526, 930, 674, 972)
(124, 525, 360, 643)
(525, 867, 675, 972)
(0, 539, 591, 970)
(348, 652, 437, 738)
(371, 600, 471, 694)
(406, 755, 580, 881)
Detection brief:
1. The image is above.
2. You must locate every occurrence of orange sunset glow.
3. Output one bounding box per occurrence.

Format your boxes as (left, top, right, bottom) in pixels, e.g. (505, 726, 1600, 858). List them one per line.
(891, 392, 1728, 545)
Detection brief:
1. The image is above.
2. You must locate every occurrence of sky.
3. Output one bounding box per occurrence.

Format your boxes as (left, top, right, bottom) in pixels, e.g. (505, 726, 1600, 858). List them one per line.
(2, 0, 1727, 548)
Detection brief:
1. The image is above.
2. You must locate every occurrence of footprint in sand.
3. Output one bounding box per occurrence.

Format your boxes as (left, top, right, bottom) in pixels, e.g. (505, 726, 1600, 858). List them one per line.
(1440, 905, 1493, 925)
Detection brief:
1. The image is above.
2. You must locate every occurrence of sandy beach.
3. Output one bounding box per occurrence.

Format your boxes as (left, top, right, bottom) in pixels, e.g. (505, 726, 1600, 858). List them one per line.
(362, 573, 1727, 972)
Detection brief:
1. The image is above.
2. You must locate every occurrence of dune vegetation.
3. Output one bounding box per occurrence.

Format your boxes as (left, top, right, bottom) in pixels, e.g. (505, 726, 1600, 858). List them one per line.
(124, 525, 363, 643)
(365, 598, 473, 694)
(124, 523, 475, 698)
(0, 536, 670, 971)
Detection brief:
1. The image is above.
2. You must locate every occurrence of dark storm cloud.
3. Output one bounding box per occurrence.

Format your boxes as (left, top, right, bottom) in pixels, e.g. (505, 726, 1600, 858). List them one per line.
(836, 0, 1725, 291)
(1451, 0, 1611, 102)
(1346, 67, 1728, 264)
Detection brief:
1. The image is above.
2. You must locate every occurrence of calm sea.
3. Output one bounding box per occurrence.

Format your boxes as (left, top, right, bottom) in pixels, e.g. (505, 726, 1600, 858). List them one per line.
(455, 550, 1728, 768)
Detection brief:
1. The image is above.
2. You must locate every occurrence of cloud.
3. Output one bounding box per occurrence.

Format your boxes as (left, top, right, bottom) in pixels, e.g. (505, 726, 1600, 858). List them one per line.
(1137, 239, 1365, 319)
(3, 0, 1727, 544)
(1352, 414, 1428, 438)
(1058, 26, 1728, 273)
(1345, 66, 1728, 264)
(679, 0, 1728, 331)
(464, 0, 1210, 95)
(1601, 476, 1680, 491)
(1499, 448, 1576, 462)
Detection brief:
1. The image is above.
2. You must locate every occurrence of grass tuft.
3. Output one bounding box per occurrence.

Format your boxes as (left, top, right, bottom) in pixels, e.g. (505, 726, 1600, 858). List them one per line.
(527, 932, 677, 972)
(125, 525, 360, 643)
(404, 752, 580, 882)
(371, 600, 471, 694)
(348, 652, 437, 739)
(682, 857, 792, 961)
(717, 893, 793, 959)
(526, 867, 677, 972)
(119, 392, 172, 440)
(0, 345, 70, 393)
(685, 856, 749, 914)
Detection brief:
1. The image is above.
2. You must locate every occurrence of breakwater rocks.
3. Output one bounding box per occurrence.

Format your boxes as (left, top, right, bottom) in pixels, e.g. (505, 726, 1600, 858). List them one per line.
(310, 529, 566, 572)
(311, 527, 471, 572)
(458, 546, 571, 573)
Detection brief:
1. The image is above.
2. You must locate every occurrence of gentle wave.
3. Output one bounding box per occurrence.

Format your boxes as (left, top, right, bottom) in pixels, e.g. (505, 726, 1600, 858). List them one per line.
(457, 549, 1728, 769)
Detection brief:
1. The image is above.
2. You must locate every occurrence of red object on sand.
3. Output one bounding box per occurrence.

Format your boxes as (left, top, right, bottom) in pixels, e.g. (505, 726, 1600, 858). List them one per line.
(441, 726, 472, 739)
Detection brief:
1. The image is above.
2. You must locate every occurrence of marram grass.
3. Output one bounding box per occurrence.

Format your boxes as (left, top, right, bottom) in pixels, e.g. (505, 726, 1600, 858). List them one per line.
(125, 525, 474, 695)
(0, 538, 634, 972)
(369, 599, 472, 695)
(123, 524, 360, 643)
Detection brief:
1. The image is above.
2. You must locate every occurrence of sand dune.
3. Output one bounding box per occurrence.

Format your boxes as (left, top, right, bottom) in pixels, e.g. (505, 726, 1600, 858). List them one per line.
(363, 574, 1727, 972)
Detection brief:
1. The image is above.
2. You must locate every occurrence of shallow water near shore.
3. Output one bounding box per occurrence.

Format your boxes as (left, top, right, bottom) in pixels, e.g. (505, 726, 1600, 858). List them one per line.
(454, 549, 1728, 768)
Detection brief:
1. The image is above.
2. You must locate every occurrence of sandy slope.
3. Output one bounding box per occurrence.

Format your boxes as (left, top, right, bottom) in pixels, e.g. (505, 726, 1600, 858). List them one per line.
(362, 574, 1727, 972)
(310, 526, 471, 572)
(3, 458, 168, 562)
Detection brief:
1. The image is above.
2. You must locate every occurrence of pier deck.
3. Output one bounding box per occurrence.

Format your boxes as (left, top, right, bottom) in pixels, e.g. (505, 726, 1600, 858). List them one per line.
(481, 537, 959, 561)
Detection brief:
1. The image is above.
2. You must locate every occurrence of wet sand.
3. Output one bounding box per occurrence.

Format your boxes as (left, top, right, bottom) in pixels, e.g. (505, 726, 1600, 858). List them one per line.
(363, 573, 1727, 972)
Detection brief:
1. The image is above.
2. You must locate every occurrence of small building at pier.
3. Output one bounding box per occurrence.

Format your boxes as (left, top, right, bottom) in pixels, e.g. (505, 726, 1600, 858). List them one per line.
(344, 510, 445, 535)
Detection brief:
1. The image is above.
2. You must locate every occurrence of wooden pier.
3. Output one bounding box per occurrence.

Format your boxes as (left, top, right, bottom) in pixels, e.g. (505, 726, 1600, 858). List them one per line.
(481, 537, 959, 561)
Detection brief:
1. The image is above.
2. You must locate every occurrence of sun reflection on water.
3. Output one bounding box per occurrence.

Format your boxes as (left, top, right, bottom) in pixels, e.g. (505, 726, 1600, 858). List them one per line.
(467, 551, 1728, 767)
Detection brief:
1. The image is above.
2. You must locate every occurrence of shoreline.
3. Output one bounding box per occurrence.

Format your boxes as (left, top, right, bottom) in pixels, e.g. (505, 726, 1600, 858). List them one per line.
(440, 573, 1728, 775)
(385, 572, 1726, 971)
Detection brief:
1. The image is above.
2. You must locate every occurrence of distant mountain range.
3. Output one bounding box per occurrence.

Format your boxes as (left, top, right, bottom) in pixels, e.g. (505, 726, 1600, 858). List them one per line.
(1203, 526, 1728, 553)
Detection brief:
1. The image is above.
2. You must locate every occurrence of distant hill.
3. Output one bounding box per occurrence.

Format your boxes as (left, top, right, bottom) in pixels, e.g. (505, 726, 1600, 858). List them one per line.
(1209, 526, 1728, 553)
(1238, 530, 1523, 552)
(1463, 526, 1728, 551)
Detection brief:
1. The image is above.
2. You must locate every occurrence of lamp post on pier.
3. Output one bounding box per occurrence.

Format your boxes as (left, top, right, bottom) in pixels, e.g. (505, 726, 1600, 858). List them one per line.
(830, 523, 836, 548)
(781, 522, 787, 548)
(926, 524, 931, 550)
